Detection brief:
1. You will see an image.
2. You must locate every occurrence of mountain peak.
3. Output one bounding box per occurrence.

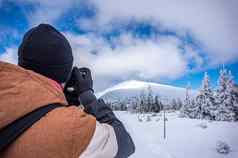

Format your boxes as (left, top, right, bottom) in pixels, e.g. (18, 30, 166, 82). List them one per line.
(96, 80, 192, 99)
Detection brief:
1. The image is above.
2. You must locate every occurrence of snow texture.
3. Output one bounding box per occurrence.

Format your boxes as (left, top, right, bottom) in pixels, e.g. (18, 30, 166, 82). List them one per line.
(115, 111, 238, 158)
(216, 141, 231, 154)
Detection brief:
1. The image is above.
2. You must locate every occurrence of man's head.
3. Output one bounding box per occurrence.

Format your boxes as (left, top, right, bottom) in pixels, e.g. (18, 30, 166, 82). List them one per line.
(18, 24, 73, 83)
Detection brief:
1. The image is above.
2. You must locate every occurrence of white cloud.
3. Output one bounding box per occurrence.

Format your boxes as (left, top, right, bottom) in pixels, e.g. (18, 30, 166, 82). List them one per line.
(65, 32, 192, 91)
(15, 0, 238, 66)
(15, 0, 238, 67)
(0, 47, 17, 64)
(18, 0, 79, 26)
(183, 45, 204, 71)
(89, 0, 238, 66)
(92, 40, 187, 79)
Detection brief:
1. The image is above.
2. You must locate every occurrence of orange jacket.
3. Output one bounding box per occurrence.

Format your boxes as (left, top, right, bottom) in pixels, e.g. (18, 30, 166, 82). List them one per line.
(0, 61, 97, 158)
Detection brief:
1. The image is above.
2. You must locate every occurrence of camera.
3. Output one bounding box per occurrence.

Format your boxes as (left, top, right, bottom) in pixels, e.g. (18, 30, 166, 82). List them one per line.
(64, 67, 87, 92)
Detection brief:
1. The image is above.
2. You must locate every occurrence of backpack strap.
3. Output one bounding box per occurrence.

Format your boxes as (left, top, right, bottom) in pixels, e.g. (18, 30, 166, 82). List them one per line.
(0, 103, 63, 151)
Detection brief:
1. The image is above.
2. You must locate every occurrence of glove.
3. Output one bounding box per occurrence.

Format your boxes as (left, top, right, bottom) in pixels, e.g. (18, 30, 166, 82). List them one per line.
(63, 89, 80, 105)
(64, 67, 96, 106)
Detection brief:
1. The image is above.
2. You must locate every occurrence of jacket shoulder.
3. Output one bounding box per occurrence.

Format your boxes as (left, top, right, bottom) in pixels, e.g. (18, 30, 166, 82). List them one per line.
(1, 106, 96, 158)
(66, 106, 96, 158)
(44, 106, 96, 158)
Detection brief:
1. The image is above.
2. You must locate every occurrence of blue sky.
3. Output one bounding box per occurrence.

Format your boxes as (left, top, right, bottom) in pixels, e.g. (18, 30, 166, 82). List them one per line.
(0, 0, 238, 91)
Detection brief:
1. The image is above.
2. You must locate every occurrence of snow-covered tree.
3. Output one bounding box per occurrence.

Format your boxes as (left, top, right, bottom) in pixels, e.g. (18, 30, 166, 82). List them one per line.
(215, 69, 238, 121)
(188, 99, 199, 118)
(176, 98, 183, 110)
(180, 82, 193, 117)
(171, 98, 182, 110)
(139, 89, 147, 113)
(147, 86, 154, 112)
(226, 71, 238, 120)
(153, 95, 162, 113)
(171, 98, 177, 110)
(137, 87, 163, 113)
(196, 72, 216, 120)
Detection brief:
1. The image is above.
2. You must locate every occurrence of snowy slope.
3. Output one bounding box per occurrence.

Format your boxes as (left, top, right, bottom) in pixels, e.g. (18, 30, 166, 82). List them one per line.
(115, 111, 238, 158)
(96, 80, 197, 102)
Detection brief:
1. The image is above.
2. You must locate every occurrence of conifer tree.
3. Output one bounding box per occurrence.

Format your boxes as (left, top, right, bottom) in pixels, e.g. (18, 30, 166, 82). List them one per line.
(180, 82, 192, 117)
(216, 69, 237, 121)
(147, 86, 154, 112)
(196, 72, 216, 120)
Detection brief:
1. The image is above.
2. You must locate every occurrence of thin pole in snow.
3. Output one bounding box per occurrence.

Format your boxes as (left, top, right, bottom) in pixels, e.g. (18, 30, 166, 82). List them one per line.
(164, 108, 166, 139)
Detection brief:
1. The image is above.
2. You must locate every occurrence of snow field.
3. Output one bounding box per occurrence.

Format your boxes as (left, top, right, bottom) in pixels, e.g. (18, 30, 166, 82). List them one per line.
(115, 111, 238, 158)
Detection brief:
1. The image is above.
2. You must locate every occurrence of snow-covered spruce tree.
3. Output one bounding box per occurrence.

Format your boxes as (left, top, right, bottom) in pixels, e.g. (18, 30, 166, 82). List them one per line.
(215, 69, 238, 121)
(196, 72, 216, 120)
(153, 95, 161, 113)
(147, 86, 154, 113)
(139, 89, 147, 114)
(131, 96, 140, 114)
(226, 71, 238, 120)
(180, 82, 194, 118)
(171, 98, 182, 110)
(176, 98, 183, 110)
(171, 98, 177, 110)
(118, 98, 127, 111)
(233, 84, 238, 120)
(135, 96, 141, 114)
(188, 99, 198, 118)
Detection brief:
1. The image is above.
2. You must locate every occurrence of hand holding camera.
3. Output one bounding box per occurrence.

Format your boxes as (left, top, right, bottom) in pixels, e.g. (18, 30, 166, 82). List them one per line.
(64, 67, 96, 106)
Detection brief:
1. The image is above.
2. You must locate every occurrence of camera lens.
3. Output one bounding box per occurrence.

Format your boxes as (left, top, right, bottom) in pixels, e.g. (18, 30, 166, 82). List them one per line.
(81, 71, 87, 78)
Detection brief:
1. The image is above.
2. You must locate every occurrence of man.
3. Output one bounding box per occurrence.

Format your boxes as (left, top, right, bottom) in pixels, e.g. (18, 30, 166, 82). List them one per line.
(0, 24, 135, 158)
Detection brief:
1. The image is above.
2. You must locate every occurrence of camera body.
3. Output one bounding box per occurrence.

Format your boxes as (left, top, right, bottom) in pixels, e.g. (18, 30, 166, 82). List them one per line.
(64, 67, 88, 92)
(63, 67, 92, 105)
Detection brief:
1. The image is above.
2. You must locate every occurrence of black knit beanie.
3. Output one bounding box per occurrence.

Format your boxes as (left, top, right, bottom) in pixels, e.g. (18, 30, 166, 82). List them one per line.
(18, 24, 73, 83)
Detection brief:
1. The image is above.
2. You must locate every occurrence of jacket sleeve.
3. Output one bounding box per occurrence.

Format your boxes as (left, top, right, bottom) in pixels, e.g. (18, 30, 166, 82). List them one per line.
(80, 121, 118, 158)
(79, 91, 135, 158)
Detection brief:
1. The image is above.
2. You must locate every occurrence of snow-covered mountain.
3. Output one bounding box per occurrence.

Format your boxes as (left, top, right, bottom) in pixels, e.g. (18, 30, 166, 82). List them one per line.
(96, 80, 197, 103)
